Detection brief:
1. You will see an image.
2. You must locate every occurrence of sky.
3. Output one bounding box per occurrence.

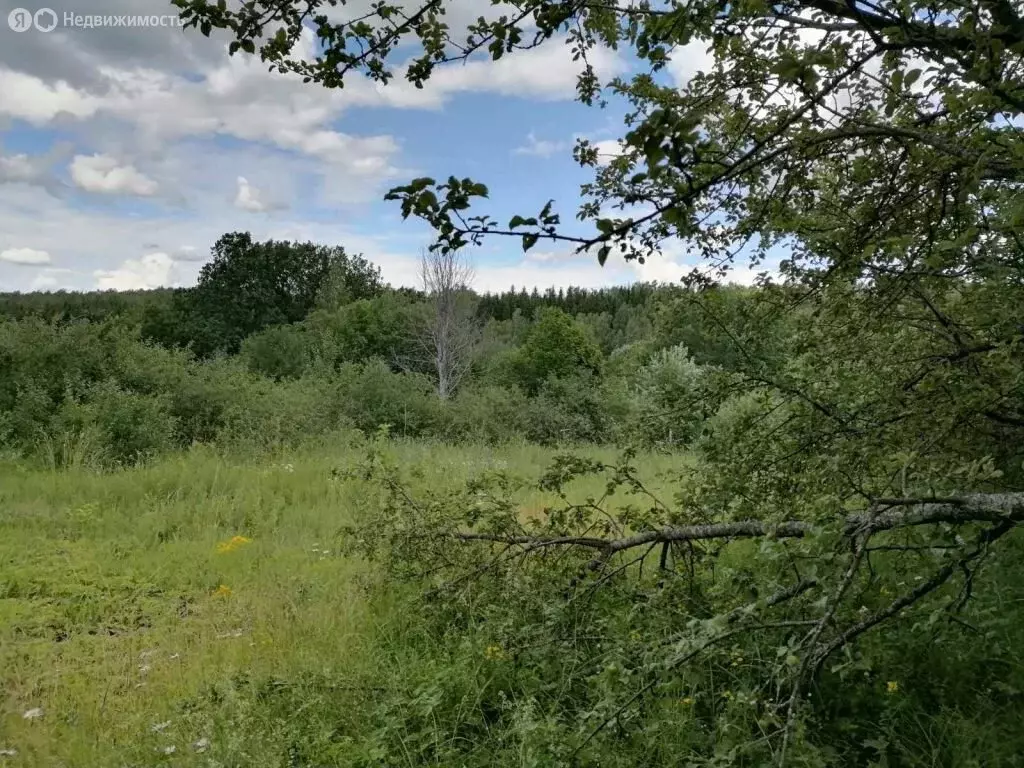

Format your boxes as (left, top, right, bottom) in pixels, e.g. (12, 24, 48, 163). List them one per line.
(0, 0, 761, 295)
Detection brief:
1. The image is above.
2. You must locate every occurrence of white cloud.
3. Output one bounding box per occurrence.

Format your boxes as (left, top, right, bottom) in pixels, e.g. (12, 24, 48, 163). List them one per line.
(0, 69, 100, 124)
(0, 153, 41, 184)
(0, 247, 51, 266)
(94, 252, 179, 291)
(0, 142, 73, 195)
(592, 139, 627, 165)
(29, 268, 75, 291)
(667, 40, 716, 87)
(426, 40, 624, 103)
(514, 132, 568, 158)
(70, 153, 158, 196)
(234, 176, 280, 213)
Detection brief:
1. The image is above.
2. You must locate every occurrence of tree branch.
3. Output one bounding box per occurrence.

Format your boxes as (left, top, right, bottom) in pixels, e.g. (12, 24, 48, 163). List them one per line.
(452, 493, 1024, 563)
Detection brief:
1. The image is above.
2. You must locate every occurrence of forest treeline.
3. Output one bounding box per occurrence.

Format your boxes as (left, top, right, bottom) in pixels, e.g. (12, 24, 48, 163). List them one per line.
(0, 231, 760, 467)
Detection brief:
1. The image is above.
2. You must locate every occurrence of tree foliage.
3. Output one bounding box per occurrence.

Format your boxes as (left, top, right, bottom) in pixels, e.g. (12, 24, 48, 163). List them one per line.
(513, 306, 604, 395)
(184, 231, 383, 356)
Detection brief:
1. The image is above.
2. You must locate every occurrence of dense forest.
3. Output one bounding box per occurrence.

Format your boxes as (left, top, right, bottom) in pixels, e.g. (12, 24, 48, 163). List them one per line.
(0, 231, 751, 464)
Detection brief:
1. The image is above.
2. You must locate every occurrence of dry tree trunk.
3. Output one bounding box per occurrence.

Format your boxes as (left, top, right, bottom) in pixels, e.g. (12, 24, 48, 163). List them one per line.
(419, 249, 479, 400)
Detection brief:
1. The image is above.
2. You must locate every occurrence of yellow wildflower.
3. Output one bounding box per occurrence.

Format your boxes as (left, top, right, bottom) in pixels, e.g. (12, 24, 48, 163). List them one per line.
(216, 535, 252, 554)
(213, 584, 233, 598)
(680, 697, 695, 706)
(886, 680, 899, 694)
(484, 644, 507, 661)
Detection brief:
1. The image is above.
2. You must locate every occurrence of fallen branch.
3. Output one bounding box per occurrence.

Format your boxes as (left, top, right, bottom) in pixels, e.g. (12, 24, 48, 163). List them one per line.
(452, 494, 1024, 567)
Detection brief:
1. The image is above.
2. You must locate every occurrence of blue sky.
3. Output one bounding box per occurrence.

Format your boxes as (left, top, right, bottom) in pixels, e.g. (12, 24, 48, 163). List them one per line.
(0, 0, 764, 294)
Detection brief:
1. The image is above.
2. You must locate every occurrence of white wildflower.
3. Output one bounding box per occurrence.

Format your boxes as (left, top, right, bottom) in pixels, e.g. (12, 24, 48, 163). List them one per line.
(151, 720, 172, 733)
(0, 748, 18, 756)
(22, 708, 43, 720)
(156, 745, 176, 755)
(192, 738, 210, 753)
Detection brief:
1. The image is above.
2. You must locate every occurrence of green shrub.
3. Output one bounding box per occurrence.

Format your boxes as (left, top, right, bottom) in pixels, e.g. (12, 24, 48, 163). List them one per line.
(445, 383, 530, 442)
(218, 373, 351, 451)
(86, 382, 176, 465)
(305, 293, 424, 367)
(336, 359, 441, 438)
(240, 323, 315, 379)
(167, 359, 257, 446)
(627, 344, 711, 448)
(522, 371, 613, 445)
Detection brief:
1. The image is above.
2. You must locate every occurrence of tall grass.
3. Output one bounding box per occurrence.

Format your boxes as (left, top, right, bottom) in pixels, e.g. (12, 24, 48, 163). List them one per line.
(0, 434, 680, 766)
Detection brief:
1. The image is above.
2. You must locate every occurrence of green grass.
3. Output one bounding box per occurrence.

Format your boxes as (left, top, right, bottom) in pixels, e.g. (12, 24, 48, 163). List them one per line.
(0, 435, 681, 766)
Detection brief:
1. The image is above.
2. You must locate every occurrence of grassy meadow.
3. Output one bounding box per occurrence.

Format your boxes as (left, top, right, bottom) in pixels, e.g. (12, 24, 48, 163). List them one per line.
(0, 435, 680, 766)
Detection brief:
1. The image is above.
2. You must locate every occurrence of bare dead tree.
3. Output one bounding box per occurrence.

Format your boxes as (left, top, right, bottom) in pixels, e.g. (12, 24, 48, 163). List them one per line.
(418, 248, 479, 400)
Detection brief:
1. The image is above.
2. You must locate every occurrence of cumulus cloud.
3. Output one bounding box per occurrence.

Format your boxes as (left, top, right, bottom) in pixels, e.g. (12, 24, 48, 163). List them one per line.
(0, 152, 44, 185)
(234, 176, 279, 213)
(70, 153, 158, 196)
(667, 40, 716, 87)
(0, 142, 73, 196)
(94, 252, 179, 291)
(29, 268, 75, 291)
(525, 249, 592, 264)
(0, 69, 101, 124)
(0, 247, 52, 266)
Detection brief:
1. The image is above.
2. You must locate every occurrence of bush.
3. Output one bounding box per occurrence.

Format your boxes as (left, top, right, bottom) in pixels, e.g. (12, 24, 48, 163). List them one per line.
(167, 359, 258, 446)
(627, 344, 711, 448)
(522, 370, 614, 445)
(240, 324, 315, 380)
(305, 293, 424, 368)
(336, 359, 441, 438)
(444, 383, 530, 443)
(218, 373, 351, 451)
(86, 382, 176, 465)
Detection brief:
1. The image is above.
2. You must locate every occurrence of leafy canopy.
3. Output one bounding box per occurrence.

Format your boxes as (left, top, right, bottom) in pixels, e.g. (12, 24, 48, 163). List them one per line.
(514, 307, 603, 394)
(184, 231, 383, 355)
